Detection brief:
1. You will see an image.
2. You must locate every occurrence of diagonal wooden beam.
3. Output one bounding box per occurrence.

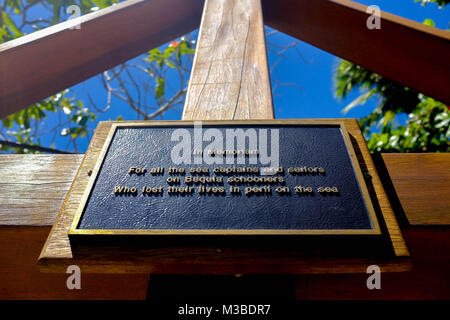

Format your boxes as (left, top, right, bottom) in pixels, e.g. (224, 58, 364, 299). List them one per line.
(2, 0, 448, 119)
(182, 0, 274, 120)
(262, 0, 450, 105)
(0, 0, 204, 119)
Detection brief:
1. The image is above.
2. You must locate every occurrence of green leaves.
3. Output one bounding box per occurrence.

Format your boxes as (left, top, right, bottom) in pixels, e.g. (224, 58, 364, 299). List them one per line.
(334, 0, 449, 153)
(147, 38, 195, 69)
(365, 98, 449, 153)
(93, 0, 117, 8)
(335, 59, 420, 128)
(2, 11, 22, 37)
(59, 102, 96, 139)
(145, 36, 195, 103)
(334, 31, 449, 153)
(1, 1, 195, 154)
(155, 78, 165, 99)
(423, 18, 436, 27)
(0, 0, 116, 153)
(341, 89, 376, 114)
(415, 0, 450, 7)
(2, 90, 96, 153)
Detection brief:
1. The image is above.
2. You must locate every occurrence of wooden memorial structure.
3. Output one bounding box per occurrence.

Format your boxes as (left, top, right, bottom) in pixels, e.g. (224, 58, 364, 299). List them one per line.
(0, 0, 449, 299)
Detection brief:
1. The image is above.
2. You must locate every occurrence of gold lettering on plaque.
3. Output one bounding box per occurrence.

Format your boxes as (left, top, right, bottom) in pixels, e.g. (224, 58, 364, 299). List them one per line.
(318, 187, 339, 193)
(166, 176, 181, 184)
(150, 167, 164, 175)
(168, 167, 185, 174)
(229, 186, 241, 194)
(190, 167, 209, 174)
(261, 167, 284, 175)
(276, 186, 291, 194)
(128, 167, 147, 175)
(295, 186, 314, 193)
(168, 186, 194, 193)
(114, 186, 138, 195)
(185, 176, 223, 185)
(142, 186, 164, 195)
(288, 167, 325, 174)
(245, 186, 272, 196)
(198, 186, 225, 194)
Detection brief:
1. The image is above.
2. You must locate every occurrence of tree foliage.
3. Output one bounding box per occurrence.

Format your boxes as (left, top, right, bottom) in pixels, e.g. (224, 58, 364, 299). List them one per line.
(0, 1, 298, 154)
(334, 1, 449, 153)
(416, 0, 450, 7)
(0, 0, 195, 153)
(2, 1, 448, 154)
(0, 0, 118, 153)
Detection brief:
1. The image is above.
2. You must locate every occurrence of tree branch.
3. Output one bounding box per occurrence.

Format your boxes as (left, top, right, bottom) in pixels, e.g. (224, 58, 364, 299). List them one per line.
(147, 88, 187, 119)
(0, 140, 74, 154)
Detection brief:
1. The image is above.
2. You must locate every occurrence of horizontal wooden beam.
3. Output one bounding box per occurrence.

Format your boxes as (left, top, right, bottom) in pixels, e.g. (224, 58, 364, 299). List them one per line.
(0, 154, 83, 226)
(36, 120, 409, 273)
(378, 153, 450, 225)
(0, 226, 447, 299)
(262, 0, 450, 105)
(2, 154, 447, 227)
(0, 226, 149, 299)
(0, 0, 204, 118)
(0, 152, 448, 298)
(294, 227, 450, 300)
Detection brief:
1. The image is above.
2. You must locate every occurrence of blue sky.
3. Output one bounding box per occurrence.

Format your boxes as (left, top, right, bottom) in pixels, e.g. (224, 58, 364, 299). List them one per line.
(268, 0, 449, 119)
(4, 0, 449, 152)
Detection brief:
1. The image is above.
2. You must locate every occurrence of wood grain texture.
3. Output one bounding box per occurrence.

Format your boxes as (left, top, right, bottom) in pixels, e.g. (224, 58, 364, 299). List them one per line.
(2, 0, 449, 118)
(0, 0, 447, 298)
(39, 122, 112, 262)
(1, 154, 445, 232)
(294, 228, 450, 300)
(262, 0, 450, 105)
(381, 153, 450, 225)
(343, 120, 409, 258)
(0, 226, 149, 300)
(0, 154, 83, 226)
(0, 0, 203, 118)
(37, 119, 410, 274)
(182, 0, 274, 120)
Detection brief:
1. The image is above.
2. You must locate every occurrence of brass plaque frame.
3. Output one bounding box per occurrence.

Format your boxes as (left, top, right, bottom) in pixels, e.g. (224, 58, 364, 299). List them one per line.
(69, 120, 382, 238)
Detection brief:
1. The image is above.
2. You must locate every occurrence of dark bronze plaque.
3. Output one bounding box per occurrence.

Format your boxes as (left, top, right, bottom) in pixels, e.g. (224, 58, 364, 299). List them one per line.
(69, 120, 382, 241)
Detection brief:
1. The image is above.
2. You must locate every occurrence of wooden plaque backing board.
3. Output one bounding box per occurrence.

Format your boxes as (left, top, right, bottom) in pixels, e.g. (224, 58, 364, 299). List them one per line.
(39, 120, 410, 274)
(69, 121, 382, 237)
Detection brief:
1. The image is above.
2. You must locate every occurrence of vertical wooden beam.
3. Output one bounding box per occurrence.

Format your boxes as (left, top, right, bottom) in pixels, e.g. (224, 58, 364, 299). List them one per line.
(182, 0, 274, 120)
(174, 0, 275, 298)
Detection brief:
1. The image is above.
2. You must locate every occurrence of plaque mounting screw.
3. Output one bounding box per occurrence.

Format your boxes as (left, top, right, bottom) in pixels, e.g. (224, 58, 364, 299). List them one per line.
(87, 169, 93, 176)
